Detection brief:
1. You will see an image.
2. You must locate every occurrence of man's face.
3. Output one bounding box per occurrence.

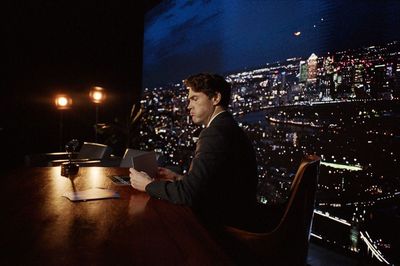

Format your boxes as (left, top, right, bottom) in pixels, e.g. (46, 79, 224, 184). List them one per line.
(187, 87, 216, 126)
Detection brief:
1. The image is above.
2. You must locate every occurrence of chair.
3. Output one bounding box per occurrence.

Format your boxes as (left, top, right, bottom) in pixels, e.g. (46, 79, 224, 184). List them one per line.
(47, 142, 113, 166)
(223, 154, 320, 266)
(76, 142, 112, 160)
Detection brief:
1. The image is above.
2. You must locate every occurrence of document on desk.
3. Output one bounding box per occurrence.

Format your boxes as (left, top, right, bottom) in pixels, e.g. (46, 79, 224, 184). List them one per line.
(129, 150, 158, 178)
(63, 188, 120, 202)
(110, 149, 158, 185)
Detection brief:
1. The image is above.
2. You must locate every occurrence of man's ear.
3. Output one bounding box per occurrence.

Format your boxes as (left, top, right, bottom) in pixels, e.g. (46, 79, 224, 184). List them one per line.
(212, 92, 222, 106)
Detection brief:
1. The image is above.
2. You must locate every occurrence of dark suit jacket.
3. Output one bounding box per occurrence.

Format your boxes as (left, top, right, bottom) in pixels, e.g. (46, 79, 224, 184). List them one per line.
(146, 111, 258, 228)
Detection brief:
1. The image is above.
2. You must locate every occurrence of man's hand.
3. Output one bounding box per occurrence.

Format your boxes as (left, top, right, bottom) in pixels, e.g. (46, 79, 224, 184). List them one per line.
(129, 168, 154, 192)
(158, 167, 183, 181)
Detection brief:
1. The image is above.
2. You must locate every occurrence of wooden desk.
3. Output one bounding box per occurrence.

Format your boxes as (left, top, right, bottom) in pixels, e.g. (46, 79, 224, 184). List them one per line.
(0, 167, 233, 265)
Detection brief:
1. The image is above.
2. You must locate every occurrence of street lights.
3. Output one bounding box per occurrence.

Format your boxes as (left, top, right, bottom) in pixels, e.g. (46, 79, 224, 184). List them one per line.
(55, 94, 72, 151)
(89, 86, 106, 142)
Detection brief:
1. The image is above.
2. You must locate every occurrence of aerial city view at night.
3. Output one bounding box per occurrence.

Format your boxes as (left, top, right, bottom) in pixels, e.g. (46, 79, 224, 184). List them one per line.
(136, 40, 400, 265)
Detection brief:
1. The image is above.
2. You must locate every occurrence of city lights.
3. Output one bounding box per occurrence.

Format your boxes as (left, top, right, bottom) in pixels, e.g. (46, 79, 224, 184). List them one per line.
(133, 39, 399, 264)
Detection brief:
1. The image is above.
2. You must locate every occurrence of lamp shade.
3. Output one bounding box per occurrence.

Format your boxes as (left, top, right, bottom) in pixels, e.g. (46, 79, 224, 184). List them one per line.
(89, 86, 106, 104)
(55, 95, 72, 110)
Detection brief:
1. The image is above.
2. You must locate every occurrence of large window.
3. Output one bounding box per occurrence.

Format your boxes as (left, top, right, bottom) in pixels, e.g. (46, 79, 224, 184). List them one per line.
(141, 2, 400, 264)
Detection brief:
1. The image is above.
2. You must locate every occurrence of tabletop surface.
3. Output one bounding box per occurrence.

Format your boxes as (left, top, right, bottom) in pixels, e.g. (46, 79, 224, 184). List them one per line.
(0, 167, 233, 265)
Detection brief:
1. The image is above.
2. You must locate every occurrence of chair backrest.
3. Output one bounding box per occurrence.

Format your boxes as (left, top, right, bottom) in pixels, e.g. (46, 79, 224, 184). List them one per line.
(77, 142, 112, 160)
(224, 154, 320, 265)
(275, 154, 320, 264)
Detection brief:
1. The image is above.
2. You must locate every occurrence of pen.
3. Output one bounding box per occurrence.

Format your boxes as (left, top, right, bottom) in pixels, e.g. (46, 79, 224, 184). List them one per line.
(131, 157, 134, 168)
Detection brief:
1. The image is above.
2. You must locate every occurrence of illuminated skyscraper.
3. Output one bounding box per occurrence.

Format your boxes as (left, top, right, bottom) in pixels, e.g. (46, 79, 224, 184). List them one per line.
(395, 61, 400, 97)
(321, 56, 335, 97)
(370, 64, 389, 98)
(299, 60, 308, 83)
(307, 53, 318, 83)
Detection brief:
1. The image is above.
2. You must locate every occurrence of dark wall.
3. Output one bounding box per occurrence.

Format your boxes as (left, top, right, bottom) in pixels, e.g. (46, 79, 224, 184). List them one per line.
(2, 1, 147, 168)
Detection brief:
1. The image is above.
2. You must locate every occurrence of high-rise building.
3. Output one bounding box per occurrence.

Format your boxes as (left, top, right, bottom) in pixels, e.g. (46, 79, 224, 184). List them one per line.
(299, 60, 308, 83)
(370, 64, 388, 98)
(307, 53, 318, 83)
(321, 56, 335, 97)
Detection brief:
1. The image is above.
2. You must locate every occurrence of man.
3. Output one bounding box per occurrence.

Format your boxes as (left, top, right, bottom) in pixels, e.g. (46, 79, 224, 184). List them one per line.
(130, 73, 258, 228)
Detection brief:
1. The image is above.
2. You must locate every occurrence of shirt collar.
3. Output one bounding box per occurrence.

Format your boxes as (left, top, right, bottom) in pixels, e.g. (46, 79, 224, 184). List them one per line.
(206, 110, 227, 127)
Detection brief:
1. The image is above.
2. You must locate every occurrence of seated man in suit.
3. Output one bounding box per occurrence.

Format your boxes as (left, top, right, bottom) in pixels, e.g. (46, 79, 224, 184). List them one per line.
(130, 73, 258, 229)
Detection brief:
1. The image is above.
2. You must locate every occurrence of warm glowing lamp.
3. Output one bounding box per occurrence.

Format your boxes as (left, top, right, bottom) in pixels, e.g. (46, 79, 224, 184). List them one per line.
(54, 94, 72, 150)
(55, 95, 72, 110)
(89, 86, 106, 141)
(89, 86, 106, 104)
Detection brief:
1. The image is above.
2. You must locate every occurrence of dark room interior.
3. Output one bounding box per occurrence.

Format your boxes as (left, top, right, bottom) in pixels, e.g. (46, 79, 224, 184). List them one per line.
(2, 1, 399, 265)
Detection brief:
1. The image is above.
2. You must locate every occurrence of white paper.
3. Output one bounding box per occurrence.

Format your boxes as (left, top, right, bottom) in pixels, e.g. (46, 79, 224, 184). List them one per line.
(63, 188, 120, 202)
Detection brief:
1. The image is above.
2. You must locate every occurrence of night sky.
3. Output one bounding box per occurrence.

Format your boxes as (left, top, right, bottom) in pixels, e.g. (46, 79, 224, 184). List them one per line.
(143, 0, 400, 88)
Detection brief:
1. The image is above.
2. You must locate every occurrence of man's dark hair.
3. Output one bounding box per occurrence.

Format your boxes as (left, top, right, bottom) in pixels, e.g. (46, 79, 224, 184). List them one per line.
(184, 73, 231, 108)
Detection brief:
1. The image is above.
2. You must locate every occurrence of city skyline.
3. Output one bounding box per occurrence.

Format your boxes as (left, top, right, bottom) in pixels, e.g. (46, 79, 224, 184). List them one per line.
(135, 38, 400, 264)
(145, 39, 400, 102)
(143, 0, 400, 88)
